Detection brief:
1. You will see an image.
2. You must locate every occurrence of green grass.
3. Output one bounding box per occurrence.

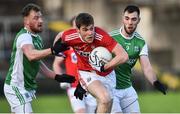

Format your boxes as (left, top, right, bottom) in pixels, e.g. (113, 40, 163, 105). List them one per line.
(138, 91, 180, 113)
(0, 92, 180, 113)
(0, 94, 73, 113)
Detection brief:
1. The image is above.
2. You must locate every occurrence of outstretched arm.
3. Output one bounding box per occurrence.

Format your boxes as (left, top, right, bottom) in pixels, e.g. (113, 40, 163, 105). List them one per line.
(22, 44, 51, 61)
(40, 61, 56, 79)
(139, 56, 157, 84)
(40, 61, 75, 83)
(140, 56, 167, 95)
(53, 56, 65, 74)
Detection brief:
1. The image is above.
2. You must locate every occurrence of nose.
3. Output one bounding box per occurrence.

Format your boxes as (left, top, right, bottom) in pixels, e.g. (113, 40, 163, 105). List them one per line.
(87, 30, 93, 35)
(39, 17, 43, 23)
(128, 19, 133, 25)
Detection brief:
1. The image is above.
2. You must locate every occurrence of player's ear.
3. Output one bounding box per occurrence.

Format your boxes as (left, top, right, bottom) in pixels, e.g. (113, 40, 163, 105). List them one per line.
(76, 27, 80, 33)
(24, 17, 28, 25)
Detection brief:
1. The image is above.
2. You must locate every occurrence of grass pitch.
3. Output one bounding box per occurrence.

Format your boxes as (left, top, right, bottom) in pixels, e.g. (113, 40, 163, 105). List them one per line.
(0, 91, 180, 113)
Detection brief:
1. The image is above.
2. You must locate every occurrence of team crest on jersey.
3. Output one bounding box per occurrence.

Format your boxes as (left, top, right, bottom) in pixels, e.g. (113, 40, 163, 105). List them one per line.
(134, 46, 139, 52)
(71, 53, 77, 63)
(25, 92, 30, 98)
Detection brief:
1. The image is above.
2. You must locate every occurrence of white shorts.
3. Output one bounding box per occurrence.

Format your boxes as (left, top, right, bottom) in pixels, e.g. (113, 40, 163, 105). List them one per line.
(67, 87, 97, 113)
(78, 70, 116, 99)
(4, 84, 36, 113)
(111, 86, 140, 113)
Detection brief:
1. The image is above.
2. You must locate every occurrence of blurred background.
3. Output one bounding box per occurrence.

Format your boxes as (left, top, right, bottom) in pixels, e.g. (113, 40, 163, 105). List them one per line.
(0, 0, 180, 113)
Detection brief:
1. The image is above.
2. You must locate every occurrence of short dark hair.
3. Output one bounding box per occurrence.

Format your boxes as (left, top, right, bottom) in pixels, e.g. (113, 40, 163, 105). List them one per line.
(124, 5, 140, 16)
(75, 13, 94, 29)
(21, 3, 41, 17)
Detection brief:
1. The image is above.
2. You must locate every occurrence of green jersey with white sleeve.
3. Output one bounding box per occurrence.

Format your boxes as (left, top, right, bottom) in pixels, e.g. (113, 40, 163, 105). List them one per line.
(5, 28, 43, 90)
(109, 27, 148, 89)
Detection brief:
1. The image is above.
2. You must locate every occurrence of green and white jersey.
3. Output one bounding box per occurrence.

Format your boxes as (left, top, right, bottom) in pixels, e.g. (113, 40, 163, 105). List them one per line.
(5, 28, 43, 91)
(109, 27, 148, 89)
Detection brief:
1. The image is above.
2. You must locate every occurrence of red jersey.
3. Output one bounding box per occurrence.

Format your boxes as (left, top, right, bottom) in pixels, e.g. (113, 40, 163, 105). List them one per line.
(61, 27, 117, 76)
(63, 48, 78, 87)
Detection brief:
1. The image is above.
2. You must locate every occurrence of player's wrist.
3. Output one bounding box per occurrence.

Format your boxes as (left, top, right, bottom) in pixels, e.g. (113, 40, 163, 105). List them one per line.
(100, 65, 105, 72)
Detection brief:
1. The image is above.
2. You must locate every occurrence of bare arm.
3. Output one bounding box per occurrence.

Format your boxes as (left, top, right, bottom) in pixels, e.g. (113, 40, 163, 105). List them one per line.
(40, 61, 56, 79)
(22, 44, 51, 61)
(53, 56, 65, 74)
(104, 43, 129, 70)
(139, 55, 157, 85)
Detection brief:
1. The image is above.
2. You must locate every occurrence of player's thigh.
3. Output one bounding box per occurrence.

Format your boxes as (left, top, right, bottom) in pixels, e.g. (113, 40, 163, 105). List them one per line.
(12, 102, 33, 113)
(88, 80, 111, 102)
(85, 94, 97, 113)
(111, 89, 124, 113)
(67, 87, 86, 112)
(4, 84, 34, 113)
(121, 86, 140, 113)
(79, 71, 112, 102)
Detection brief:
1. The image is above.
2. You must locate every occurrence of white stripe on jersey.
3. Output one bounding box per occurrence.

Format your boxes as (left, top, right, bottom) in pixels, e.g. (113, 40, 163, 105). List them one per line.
(134, 32, 144, 40)
(65, 33, 79, 41)
(110, 32, 120, 36)
(109, 29, 120, 37)
(95, 33, 103, 41)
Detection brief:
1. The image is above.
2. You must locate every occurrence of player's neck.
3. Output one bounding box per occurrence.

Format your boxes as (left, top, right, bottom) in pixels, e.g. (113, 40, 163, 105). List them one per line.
(24, 25, 36, 34)
(121, 28, 133, 39)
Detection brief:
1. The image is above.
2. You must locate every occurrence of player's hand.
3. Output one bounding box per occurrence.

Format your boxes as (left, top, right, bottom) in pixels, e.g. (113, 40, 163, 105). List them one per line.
(55, 74, 76, 83)
(91, 64, 105, 72)
(153, 80, 167, 95)
(51, 39, 69, 55)
(74, 82, 87, 100)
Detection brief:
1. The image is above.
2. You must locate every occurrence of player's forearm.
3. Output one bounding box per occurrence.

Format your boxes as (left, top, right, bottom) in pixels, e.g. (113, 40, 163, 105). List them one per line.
(105, 45, 128, 70)
(143, 66, 157, 85)
(28, 48, 51, 61)
(53, 57, 64, 74)
(105, 52, 128, 70)
(53, 63, 63, 74)
(40, 62, 56, 79)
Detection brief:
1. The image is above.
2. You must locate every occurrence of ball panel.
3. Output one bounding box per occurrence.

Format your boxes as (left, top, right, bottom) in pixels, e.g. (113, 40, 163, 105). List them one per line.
(89, 46, 112, 68)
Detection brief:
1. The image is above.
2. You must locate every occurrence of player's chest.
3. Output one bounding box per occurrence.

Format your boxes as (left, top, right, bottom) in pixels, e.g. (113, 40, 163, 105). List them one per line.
(121, 40, 140, 58)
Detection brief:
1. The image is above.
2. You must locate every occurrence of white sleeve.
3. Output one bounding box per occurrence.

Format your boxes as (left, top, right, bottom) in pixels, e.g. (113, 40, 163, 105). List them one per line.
(139, 43, 148, 56)
(16, 33, 33, 48)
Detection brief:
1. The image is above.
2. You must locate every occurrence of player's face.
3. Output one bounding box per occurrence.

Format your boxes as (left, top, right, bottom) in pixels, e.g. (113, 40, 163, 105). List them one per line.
(122, 11, 140, 35)
(77, 24, 95, 43)
(26, 10, 43, 33)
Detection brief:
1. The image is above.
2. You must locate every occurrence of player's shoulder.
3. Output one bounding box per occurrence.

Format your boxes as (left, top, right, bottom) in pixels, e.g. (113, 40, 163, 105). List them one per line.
(61, 28, 79, 41)
(95, 26, 108, 34)
(109, 28, 120, 37)
(94, 26, 111, 40)
(134, 32, 145, 41)
(17, 32, 32, 41)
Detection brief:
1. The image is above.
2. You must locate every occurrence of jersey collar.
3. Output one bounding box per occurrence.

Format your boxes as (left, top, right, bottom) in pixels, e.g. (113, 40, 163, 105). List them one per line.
(119, 27, 135, 40)
(24, 27, 38, 37)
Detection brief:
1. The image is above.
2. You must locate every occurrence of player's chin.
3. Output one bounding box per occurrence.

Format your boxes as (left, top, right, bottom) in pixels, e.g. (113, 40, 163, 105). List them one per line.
(86, 38, 94, 43)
